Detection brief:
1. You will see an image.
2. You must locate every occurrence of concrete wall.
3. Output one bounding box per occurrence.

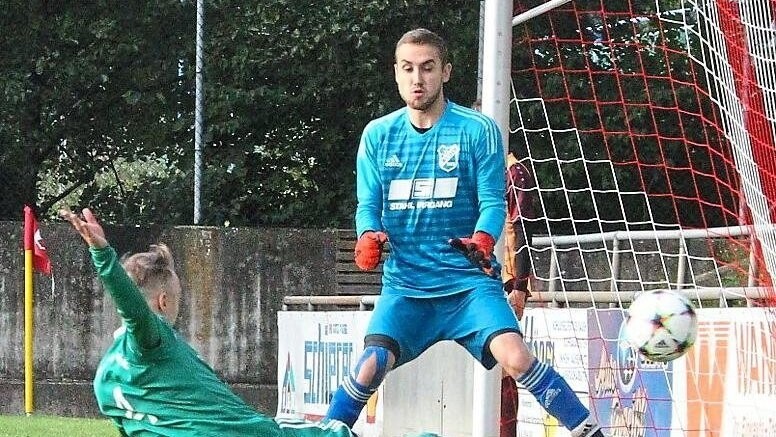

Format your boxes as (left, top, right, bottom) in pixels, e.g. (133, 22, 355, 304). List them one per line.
(0, 221, 338, 417)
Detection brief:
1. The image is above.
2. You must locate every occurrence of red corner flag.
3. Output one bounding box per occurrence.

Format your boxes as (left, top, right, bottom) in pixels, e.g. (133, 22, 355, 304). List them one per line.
(24, 205, 52, 276)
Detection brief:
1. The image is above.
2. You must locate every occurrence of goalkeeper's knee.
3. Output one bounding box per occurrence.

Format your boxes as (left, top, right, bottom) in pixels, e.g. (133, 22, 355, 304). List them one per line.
(326, 344, 393, 426)
(352, 344, 393, 389)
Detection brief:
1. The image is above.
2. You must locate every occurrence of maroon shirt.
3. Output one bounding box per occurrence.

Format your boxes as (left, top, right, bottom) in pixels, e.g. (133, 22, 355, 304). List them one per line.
(506, 154, 535, 222)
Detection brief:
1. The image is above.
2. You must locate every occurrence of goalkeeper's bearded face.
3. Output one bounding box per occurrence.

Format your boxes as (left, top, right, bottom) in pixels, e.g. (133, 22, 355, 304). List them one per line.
(394, 42, 451, 112)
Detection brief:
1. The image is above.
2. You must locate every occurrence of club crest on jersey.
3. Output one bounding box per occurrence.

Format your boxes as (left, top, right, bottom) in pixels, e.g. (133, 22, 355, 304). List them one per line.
(438, 144, 460, 172)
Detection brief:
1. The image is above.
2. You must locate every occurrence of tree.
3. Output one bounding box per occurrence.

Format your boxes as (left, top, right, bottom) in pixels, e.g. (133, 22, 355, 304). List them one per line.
(0, 0, 481, 227)
(0, 0, 193, 222)
(197, 0, 480, 226)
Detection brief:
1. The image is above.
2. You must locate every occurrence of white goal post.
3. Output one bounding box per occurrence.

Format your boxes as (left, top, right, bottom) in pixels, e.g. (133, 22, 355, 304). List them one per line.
(475, 1, 515, 435)
(476, 0, 586, 434)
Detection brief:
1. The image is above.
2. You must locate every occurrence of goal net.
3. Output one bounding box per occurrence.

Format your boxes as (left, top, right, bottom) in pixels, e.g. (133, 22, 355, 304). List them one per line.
(503, 0, 776, 435)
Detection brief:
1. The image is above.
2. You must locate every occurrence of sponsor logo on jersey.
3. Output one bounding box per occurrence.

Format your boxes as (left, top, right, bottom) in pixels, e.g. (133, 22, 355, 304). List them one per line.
(387, 177, 458, 210)
(437, 144, 459, 172)
(384, 154, 403, 168)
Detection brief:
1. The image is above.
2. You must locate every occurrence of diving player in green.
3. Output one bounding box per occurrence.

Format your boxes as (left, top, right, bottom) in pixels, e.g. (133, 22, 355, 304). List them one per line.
(61, 207, 354, 437)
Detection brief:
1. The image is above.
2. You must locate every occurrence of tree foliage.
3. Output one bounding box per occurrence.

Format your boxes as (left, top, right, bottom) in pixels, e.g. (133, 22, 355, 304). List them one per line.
(0, 0, 480, 226)
(2, 0, 738, 232)
(0, 0, 192, 222)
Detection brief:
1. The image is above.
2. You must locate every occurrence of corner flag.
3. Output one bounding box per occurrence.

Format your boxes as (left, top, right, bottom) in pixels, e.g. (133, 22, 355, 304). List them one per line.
(23, 205, 51, 276)
(22, 204, 53, 414)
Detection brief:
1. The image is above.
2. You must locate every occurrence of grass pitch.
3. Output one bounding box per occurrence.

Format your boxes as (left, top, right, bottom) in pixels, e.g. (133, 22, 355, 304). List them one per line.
(0, 415, 116, 436)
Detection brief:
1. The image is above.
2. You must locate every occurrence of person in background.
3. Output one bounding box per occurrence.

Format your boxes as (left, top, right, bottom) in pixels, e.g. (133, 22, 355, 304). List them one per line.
(501, 147, 538, 436)
(60, 207, 355, 437)
(323, 28, 603, 437)
(471, 99, 537, 319)
(503, 149, 536, 321)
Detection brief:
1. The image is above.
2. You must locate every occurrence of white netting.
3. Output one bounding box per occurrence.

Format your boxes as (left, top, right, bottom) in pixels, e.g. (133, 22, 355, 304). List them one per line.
(507, 0, 776, 306)
(503, 1, 776, 435)
(677, 0, 776, 285)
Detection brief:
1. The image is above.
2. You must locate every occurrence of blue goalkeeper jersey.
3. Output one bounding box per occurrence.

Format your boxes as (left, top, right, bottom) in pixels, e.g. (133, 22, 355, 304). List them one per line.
(355, 100, 506, 297)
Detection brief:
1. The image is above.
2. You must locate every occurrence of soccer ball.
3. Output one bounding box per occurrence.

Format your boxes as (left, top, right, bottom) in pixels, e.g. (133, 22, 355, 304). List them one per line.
(622, 290, 698, 362)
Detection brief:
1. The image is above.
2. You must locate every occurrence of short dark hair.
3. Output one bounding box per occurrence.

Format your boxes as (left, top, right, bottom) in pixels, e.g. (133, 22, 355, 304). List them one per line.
(395, 28, 449, 65)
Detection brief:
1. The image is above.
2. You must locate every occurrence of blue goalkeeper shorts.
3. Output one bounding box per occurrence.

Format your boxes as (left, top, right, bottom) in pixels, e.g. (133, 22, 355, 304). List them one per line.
(365, 286, 521, 369)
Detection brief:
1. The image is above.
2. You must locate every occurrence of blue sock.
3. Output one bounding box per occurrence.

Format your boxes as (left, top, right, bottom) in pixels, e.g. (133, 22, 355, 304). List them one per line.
(325, 375, 373, 427)
(516, 358, 590, 430)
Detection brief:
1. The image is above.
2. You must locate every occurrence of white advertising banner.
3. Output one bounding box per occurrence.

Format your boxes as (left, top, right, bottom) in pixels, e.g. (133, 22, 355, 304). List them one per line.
(277, 307, 776, 437)
(517, 308, 589, 437)
(277, 311, 383, 436)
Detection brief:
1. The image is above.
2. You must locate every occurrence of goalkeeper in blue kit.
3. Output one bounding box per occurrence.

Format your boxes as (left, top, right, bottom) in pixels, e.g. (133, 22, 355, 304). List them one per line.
(324, 28, 604, 437)
(61, 207, 354, 437)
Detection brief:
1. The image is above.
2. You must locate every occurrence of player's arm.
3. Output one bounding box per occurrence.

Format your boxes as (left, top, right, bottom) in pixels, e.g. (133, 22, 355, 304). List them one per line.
(449, 119, 506, 275)
(473, 118, 507, 239)
(353, 125, 388, 270)
(60, 208, 161, 350)
(502, 218, 517, 286)
(503, 157, 521, 285)
(354, 124, 384, 236)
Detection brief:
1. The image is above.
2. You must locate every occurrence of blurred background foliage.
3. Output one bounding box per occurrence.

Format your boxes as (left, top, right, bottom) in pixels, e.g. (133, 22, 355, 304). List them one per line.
(1, 0, 480, 227)
(1, 0, 737, 233)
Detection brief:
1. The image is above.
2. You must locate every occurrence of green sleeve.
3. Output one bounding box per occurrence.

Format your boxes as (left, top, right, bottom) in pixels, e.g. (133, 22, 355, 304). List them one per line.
(90, 246, 161, 350)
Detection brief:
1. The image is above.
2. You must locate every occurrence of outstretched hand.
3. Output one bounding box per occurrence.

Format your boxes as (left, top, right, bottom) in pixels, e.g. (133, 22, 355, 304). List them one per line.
(507, 289, 528, 321)
(59, 207, 108, 249)
(449, 231, 497, 277)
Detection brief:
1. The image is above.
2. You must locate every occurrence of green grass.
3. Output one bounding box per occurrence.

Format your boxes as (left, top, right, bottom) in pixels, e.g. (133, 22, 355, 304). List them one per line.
(0, 415, 117, 437)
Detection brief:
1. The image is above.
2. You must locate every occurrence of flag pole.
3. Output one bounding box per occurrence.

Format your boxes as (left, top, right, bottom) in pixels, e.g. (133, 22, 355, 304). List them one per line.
(23, 206, 35, 415)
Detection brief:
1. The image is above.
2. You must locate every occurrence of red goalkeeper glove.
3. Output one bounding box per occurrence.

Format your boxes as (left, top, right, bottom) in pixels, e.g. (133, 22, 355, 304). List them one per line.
(449, 231, 496, 276)
(354, 231, 388, 271)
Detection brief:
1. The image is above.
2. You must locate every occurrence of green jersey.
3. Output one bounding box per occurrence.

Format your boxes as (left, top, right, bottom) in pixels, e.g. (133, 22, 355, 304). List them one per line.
(91, 246, 353, 437)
